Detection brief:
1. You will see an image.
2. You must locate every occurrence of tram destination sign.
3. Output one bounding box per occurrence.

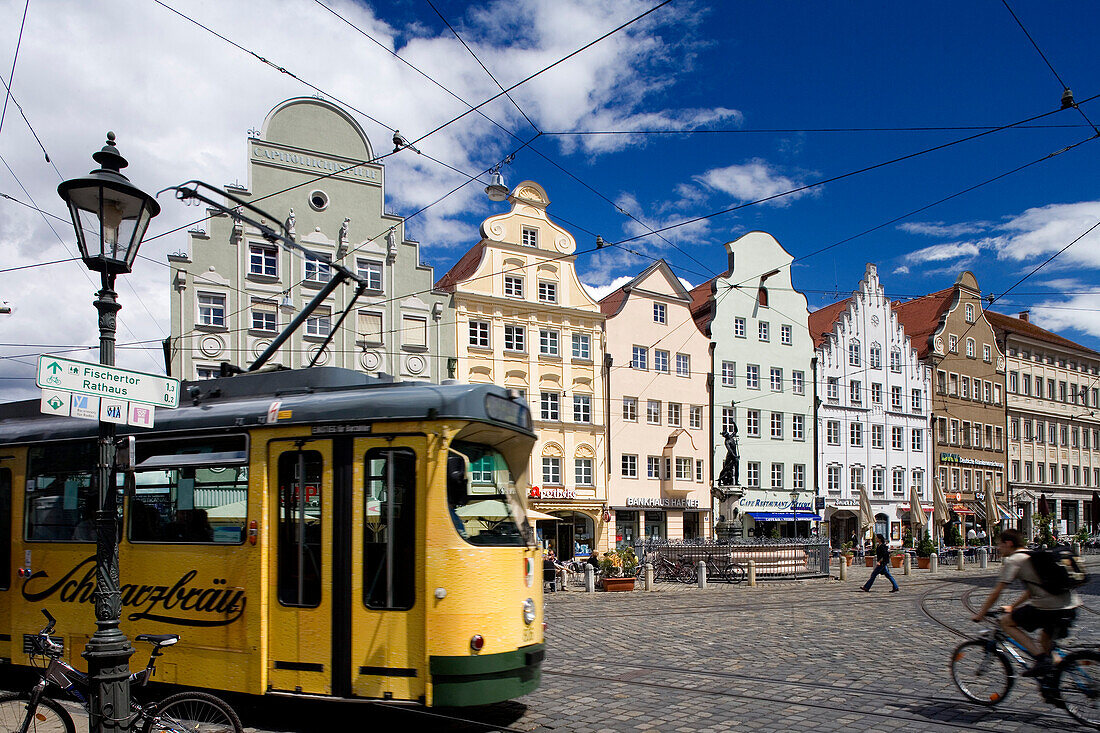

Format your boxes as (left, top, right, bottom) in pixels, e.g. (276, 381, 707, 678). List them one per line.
(36, 355, 179, 408)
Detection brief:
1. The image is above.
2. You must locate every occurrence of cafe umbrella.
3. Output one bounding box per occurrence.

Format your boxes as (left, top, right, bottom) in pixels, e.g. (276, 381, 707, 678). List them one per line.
(984, 480, 999, 545)
(933, 477, 950, 550)
(859, 484, 874, 546)
(909, 482, 928, 538)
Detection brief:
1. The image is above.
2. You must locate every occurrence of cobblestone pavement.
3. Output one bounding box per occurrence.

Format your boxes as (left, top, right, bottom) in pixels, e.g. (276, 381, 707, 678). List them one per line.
(13, 560, 1100, 732)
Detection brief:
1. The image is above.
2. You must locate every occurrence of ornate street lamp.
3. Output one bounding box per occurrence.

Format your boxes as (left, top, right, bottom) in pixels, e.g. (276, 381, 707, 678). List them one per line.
(57, 132, 159, 733)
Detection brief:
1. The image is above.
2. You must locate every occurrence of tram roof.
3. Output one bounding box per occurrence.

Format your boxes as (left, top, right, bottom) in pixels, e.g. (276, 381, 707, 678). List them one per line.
(0, 367, 534, 444)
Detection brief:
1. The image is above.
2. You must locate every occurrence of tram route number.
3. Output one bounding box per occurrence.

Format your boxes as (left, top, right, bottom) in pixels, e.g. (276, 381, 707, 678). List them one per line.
(523, 627, 535, 642)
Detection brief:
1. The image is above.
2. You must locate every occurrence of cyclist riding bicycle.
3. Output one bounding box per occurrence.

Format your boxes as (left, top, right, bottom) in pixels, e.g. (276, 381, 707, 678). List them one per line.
(972, 528, 1080, 678)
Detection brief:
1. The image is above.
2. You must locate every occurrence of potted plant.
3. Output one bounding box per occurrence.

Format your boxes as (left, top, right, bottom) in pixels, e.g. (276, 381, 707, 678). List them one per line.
(889, 549, 904, 568)
(915, 530, 935, 569)
(598, 547, 638, 591)
(840, 541, 854, 566)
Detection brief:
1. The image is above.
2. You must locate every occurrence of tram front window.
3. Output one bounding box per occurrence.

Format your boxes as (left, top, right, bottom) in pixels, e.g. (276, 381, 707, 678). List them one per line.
(447, 441, 530, 547)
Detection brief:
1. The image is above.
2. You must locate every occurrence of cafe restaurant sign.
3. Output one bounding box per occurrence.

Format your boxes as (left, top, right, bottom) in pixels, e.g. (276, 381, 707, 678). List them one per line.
(625, 497, 700, 509)
(738, 490, 813, 513)
(939, 452, 1003, 469)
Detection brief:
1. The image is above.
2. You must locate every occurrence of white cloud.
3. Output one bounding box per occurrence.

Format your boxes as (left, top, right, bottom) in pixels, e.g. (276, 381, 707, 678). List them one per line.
(893, 265, 910, 275)
(1028, 294, 1100, 341)
(902, 241, 981, 265)
(994, 201, 1100, 269)
(898, 221, 991, 237)
(692, 158, 809, 206)
(0, 0, 728, 400)
(582, 274, 634, 302)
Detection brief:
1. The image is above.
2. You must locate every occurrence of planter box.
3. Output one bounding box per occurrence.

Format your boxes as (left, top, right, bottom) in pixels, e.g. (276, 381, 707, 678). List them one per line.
(890, 556, 903, 568)
(865, 557, 875, 567)
(917, 556, 931, 569)
(600, 577, 635, 592)
(843, 555, 853, 566)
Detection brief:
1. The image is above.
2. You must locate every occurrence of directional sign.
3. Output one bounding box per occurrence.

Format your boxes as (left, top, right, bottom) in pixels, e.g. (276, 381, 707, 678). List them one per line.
(36, 355, 179, 408)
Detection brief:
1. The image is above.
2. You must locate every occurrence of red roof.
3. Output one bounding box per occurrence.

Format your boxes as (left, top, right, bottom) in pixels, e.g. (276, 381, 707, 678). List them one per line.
(986, 310, 1100, 356)
(688, 278, 717, 336)
(598, 285, 627, 317)
(433, 242, 486, 293)
(807, 297, 853, 349)
(891, 286, 954, 359)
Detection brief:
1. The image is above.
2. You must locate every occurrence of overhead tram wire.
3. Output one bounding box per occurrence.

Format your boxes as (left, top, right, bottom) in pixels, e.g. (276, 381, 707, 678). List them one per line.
(613, 92, 1100, 247)
(0, 0, 29, 139)
(0, 81, 63, 179)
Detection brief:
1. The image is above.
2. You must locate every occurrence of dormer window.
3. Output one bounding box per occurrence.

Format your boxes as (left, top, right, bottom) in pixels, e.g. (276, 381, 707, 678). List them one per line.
(521, 227, 538, 248)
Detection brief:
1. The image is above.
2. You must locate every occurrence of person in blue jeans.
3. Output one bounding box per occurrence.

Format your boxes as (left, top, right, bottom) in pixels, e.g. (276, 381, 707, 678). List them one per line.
(860, 533, 899, 593)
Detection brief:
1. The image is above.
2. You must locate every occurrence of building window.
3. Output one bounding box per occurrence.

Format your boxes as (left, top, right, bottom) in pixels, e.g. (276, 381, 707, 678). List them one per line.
(358, 311, 382, 344)
(849, 340, 861, 367)
(542, 457, 561, 485)
(647, 457, 661, 480)
(654, 349, 670, 373)
(1009, 371, 1018, 393)
(632, 346, 648, 370)
(195, 366, 219, 380)
(965, 303, 974, 323)
(676, 458, 692, 481)
(850, 422, 863, 447)
(891, 386, 903, 411)
(469, 320, 490, 348)
(850, 380, 862, 404)
(772, 368, 784, 392)
(521, 227, 537, 248)
(573, 395, 591, 423)
(538, 281, 557, 303)
(912, 469, 924, 498)
(721, 361, 736, 387)
(572, 333, 591, 360)
(892, 426, 904, 450)
(771, 412, 783, 439)
(966, 338, 975, 358)
(622, 454, 637, 478)
(539, 329, 559, 356)
(249, 244, 278, 277)
(305, 309, 331, 337)
(792, 414, 805, 441)
(540, 392, 559, 421)
(575, 458, 593, 486)
(304, 256, 331, 283)
(983, 344, 991, 362)
(870, 345, 881, 369)
(912, 428, 923, 451)
(827, 465, 841, 494)
(937, 370, 947, 394)
(781, 324, 792, 345)
(251, 301, 277, 332)
(689, 406, 703, 429)
(647, 400, 661, 424)
(504, 275, 524, 297)
(793, 464, 805, 490)
(871, 383, 883, 404)
(792, 370, 804, 394)
(747, 410, 761, 437)
(911, 389, 922, 413)
(827, 377, 839, 402)
(826, 420, 840, 445)
(771, 463, 784, 489)
(356, 258, 383, 291)
(668, 402, 682, 427)
(676, 353, 690, 376)
(622, 397, 637, 422)
(721, 407, 735, 435)
(890, 348, 902, 371)
(696, 460, 705, 482)
(851, 466, 864, 494)
(653, 302, 666, 324)
(892, 469, 905, 497)
(746, 462, 760, 488)
(504, 325, 525, 352)
(401, 315, 427, 347)
(872, 468, 885, 496)
(198, 293, 226, 328)
(759, 321, 770, 341)
(747, 365, 760, 389)
(871, 420, 888, 449)
(949, 335, 958, 354)
(734, 317, 746, 338)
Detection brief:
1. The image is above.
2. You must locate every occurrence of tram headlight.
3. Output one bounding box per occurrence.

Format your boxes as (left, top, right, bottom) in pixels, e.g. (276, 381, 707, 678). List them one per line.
(522, 597, 536, 625)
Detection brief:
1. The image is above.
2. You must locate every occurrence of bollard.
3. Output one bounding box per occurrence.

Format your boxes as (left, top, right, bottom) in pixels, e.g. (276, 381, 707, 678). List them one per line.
(697, 560, 707, 589)
(930, 553, 938, 573)
(903, 552, 911, 576)
(837, 556, 846, 582)
(584, 565, 595, 593)
(644, 562, 654, 591)
(1073, 542, 1081, 558)
(978, 547, 988, 569)
(956, 549, 965, 571)
(748, 559, 757, 587)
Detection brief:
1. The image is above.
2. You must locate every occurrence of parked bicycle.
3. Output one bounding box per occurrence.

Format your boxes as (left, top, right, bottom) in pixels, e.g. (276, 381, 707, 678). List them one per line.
(684, 554, 747, 585)
(636, 554, 695, 583)
(0, 609, 243, 733)
(950, 609, 1100, 728)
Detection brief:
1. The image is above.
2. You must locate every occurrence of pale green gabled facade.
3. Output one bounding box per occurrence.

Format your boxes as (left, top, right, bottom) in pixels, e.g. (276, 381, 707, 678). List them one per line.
(168, 97, 454, 381)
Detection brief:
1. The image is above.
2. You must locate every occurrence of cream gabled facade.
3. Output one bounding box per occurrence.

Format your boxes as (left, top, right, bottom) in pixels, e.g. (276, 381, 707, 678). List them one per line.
(600, 261, 711, 546)
(168, 97, 453, 382)
(436, 181, 608, 560)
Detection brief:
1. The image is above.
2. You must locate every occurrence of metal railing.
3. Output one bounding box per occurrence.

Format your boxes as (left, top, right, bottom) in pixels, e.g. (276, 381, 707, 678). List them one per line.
(634, 539, 830, 580)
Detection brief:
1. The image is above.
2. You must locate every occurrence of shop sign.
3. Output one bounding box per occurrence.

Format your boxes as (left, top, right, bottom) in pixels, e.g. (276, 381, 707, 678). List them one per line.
(528, 486, 575, 500)
(828, 498, 859, 508)
(939, 452, 1002, 469)
(625, 497, 700, 509)
(737, 490, 813, 512)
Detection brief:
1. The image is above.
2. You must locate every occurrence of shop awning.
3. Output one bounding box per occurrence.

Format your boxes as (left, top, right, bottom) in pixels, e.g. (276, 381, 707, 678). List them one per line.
(746, 511, 824, 521)
(951, 503, 975, 515)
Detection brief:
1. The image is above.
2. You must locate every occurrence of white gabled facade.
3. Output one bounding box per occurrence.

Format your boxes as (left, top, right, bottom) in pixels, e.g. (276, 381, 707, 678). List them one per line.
(812, 263, 933, 547)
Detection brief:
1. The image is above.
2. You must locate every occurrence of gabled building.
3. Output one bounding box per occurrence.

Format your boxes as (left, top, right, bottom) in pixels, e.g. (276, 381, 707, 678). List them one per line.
(600, 260, 711, 546)
(988, 310, 1100, 538)
(435, 181, 608, 559)
(809, 263, 932, 547)
(894, 271, 1007, 529)
(691, 232, 817, 539)
(168, 97, 453, 381)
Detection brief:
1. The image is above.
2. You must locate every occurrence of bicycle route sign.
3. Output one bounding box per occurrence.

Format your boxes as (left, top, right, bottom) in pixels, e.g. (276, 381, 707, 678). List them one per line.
(36, 355, 179, 409)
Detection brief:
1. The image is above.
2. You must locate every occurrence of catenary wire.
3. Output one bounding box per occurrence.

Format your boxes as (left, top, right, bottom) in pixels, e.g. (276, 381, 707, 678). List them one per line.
(0, 0, 29, 139)
(0, 80, 63, 178)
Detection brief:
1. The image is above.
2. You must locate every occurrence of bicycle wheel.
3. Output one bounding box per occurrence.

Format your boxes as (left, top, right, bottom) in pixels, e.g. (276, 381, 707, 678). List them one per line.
(725, 563, 747, 585)
(0, 692, 76, 733)
(1055, 649, 1100, 728)
(677, 564, 697, 584)
(950, 640, 1013, 705)
(143, 691, 242, 733)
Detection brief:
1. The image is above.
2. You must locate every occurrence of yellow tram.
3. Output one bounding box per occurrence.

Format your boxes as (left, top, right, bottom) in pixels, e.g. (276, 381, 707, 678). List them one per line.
(0, 367, 544, 706)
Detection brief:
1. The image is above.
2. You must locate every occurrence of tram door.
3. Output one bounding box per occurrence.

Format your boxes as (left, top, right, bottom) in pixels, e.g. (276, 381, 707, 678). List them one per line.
(349, 437, 425, 702)
(268, 441, 333, 694)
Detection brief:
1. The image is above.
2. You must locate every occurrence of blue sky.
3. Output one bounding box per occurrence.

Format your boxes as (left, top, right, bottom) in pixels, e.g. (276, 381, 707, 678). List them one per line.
(1, 0, 1098, 399)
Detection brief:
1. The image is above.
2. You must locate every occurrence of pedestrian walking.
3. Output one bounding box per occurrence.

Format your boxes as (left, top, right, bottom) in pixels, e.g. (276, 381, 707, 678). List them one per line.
(860, 533, 899, 593)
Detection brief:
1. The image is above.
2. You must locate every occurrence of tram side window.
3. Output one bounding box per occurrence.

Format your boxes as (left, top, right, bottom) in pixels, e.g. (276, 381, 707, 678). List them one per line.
(0, 468, 10, 589)
(363, 448, 415, 611)
(25, 442, 98, 542)
(278, 450, 324, 608)
(129, 466, 247, 544)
